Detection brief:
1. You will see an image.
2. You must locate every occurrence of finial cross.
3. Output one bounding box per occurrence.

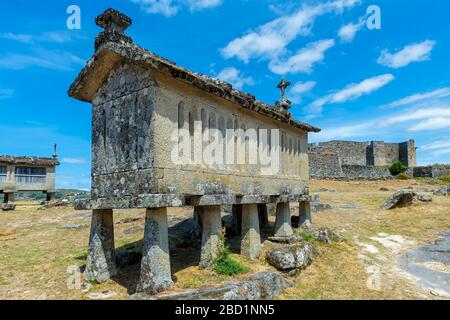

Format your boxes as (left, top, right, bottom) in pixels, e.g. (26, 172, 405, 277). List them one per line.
(277, 77, 291, 100)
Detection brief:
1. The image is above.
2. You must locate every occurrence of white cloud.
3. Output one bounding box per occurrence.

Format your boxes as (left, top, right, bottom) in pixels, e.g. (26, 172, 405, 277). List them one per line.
(221, 0, 360, 63)
(291, 81, 316, 94)
(130, 0, 222, 17)
(0, 87, 14, 99)
(419, 139, 450, 159)
(420, 139, 450, 151)
(381, 106, 450, 127)
(0, 49, 85, 71)
(0, 32, 33, 43)
(269, 39, 335, 75)
(309, 74, 394, 113)
(216, 67, 255, 90)
(384, 87, 450, 108)
(338, 17, 365, 43)
(62, 158, 88, 164)
(312, 122, 373, 141)
(0, 31, 76, 44)
(377, 40, 436, 69)
(312, 105, 450, 144)
(185, 0, 222, 11)
(409, 117, 450, 132)
(288, 80, 316, 104)
(131, 0, 179, 16)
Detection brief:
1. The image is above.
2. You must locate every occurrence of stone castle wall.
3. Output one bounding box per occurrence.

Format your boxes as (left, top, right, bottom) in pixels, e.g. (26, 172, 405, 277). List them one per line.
(414, 165, 450, 179)
(308, 140, 417, 180)
(308, 152, 343, 179)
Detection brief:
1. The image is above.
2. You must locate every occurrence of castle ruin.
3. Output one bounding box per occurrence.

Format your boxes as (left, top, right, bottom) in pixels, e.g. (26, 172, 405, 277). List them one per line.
(308, 140, 417, 179)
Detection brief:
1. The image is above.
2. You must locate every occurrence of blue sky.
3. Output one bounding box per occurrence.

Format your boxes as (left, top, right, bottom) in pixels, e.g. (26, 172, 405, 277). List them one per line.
(0, 0, 449, 190)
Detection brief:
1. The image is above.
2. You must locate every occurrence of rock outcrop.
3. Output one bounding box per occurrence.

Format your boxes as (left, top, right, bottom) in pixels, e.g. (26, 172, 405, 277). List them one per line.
(266, 243, 316, 273)
(381, 191, 416, 210)
(1, 203, 16, 211)
(132, 271, 293, 300)
(416, 193, 433, 202)
(434, 186, 449, 197)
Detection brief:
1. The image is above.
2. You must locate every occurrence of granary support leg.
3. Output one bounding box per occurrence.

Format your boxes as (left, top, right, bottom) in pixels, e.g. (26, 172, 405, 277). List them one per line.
(299, 201, 312, 227)
(193, 206, 203, 240)
(274, 202, 293, 237)
(229, 204, 242, 236)
(241, 204, 261, 260)
(137, 208, 174, 294)
(257, 203, 269, 228)
(84, 209, 117, 283)
(46, 192, 56, 202)
(199, 205, 224, 269)
(4, 192, 14, 203)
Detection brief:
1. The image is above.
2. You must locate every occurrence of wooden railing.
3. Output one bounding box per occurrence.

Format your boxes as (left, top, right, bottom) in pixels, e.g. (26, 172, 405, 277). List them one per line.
(15, 175, 46, 184)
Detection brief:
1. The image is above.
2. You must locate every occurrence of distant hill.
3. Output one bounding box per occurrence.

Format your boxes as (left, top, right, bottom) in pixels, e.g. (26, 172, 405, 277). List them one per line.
(15, 189, 90, 202)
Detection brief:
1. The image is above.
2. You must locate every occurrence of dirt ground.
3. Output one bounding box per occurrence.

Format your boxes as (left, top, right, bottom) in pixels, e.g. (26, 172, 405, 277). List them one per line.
(0, 179, 449, 300)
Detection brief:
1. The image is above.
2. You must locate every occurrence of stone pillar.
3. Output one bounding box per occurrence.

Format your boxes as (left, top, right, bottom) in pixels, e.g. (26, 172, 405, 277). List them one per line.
(241, 204, 261, 260)
(274, 202, 293, 237)
(299, 201, 312, 227)
(229, 204, 242, 236)
(199, 205, 224, 269)
(4, 192, 14, 203)
(136, 208, 174, 294)
(192, 206, 203, 240)
(257, 203, 269, 227)
(46, 192, 56, 202)
(84, 209, 117, 283)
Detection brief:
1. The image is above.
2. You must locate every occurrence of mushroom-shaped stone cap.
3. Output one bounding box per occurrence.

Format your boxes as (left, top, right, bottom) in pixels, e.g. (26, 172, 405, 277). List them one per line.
(96, 8, 132, 32)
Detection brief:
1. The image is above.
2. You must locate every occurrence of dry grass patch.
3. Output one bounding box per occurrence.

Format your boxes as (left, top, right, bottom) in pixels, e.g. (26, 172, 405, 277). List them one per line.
(0, 179, 449, 300)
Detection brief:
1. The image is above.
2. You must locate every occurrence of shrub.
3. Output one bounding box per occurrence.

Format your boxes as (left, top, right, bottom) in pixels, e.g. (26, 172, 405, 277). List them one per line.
(389, 161, 408, 176)
(214, 247, 250, 276)
(301, 232, 313, 241)
(396, 172, 411, 180)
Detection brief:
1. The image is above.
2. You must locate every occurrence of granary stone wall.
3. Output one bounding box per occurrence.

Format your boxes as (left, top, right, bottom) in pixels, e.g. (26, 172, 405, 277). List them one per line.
(308, 140, 417, 179)
(67, 8, 320, 295)
(88, 59, 313, 200)
(0, 155, 59, 209)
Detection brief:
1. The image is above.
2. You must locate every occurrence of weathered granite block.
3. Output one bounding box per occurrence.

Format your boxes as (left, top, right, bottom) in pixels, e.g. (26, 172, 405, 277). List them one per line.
(199, 206, 224, 269)
(136, 208, 174, 294)
(241, 204, 261, 259)
(274, 202, 293, 237)
(84, 209, 117, 283)
(299, 201, 312, 227)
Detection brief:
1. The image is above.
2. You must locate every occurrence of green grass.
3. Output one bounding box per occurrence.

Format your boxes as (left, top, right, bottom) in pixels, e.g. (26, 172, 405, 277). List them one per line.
(396, 172, 412, 180)
(301, 232, 313, 241)
(415, 177, 450, 186)
(439, 176, 450, 184)
(214, 248, 250, 276)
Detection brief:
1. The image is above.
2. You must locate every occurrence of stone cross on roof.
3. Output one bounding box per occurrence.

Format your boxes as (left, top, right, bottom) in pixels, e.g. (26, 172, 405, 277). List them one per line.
(96, 8, 132, 32)
(94, 8, 133, 50)
(276, 77, 291, 101)
(275, 77, 292, 113)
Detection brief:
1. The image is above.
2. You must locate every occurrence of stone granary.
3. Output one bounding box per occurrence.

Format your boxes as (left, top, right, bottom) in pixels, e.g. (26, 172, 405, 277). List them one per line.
(68, 9, 320, 294)
(0, 146, 59, 211)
